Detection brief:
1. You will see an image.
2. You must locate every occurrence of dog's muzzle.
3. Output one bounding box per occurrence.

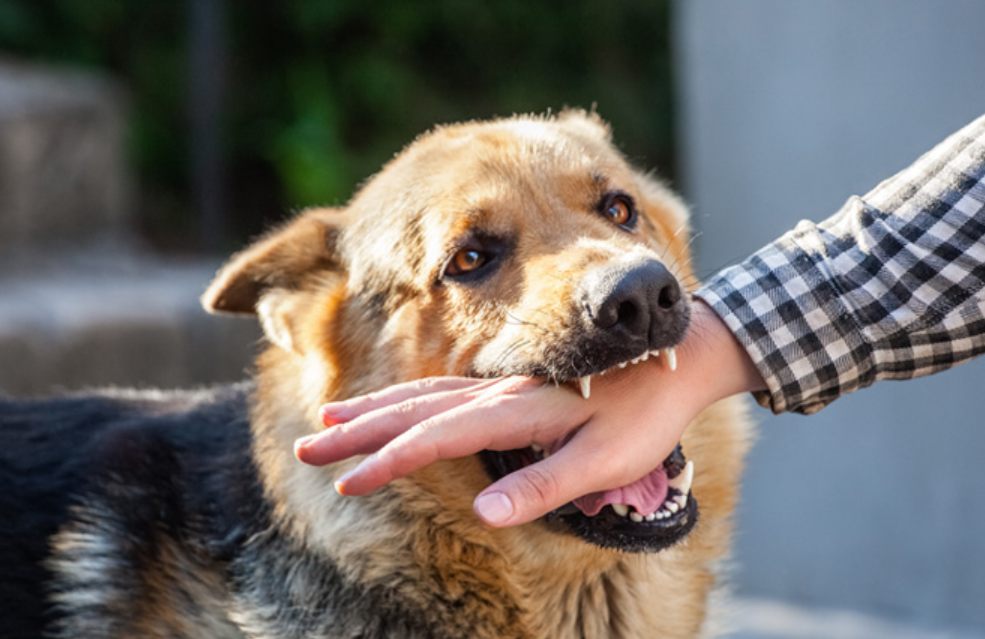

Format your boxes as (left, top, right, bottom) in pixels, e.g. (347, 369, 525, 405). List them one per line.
(581, 258, 687, 354)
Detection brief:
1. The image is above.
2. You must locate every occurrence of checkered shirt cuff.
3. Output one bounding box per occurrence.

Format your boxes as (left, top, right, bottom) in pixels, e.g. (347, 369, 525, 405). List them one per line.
(696, 114, 985, 415)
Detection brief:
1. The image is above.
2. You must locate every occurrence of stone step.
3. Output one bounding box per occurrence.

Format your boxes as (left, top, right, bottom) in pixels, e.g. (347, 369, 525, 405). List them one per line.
(0, 251, 260, 397)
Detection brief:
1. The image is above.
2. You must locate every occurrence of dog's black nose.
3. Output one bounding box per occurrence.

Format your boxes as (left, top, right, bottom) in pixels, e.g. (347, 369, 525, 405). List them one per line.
(582, 259, 687, 348)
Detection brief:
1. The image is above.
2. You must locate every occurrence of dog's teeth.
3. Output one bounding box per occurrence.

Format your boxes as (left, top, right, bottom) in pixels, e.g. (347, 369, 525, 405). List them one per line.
(645, 512, 656, 522)
(666, 501, 680, 514)
(531, 443, 543, 453)
(667, 460, 694, 495)
(650, 349, 662, 358)
(618, 361, 628, 369)
(640, 351, 649, 362)
(629, 511, 644, 523)
(631, 357, 641, 365)
(662, 347, 678, 371)
(612, 503, 630, 517)
(578, 376, 591, 399)
(673, 493, 688, 509)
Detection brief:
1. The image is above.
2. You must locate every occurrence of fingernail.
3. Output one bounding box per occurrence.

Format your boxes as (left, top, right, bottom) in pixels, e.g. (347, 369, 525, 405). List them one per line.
(474, 492, 514, 526)
(293, 435, 316, 457)
(335, 469, 360, 495)
(319, 403, 350, 427)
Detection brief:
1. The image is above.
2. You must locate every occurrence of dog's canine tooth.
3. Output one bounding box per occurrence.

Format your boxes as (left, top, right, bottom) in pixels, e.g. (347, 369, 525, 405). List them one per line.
(667, 460, 694, 495)
(662, 347, 678, 371)
(578, 376, 591, 399)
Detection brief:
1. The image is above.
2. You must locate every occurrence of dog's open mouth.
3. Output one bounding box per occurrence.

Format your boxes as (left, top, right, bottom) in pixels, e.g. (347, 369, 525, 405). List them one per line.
(479, 347, 698, 554)
(480, 444, 696, 553)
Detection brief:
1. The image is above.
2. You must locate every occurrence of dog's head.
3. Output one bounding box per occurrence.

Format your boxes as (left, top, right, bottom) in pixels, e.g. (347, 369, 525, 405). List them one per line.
(204, 111, 700, 553)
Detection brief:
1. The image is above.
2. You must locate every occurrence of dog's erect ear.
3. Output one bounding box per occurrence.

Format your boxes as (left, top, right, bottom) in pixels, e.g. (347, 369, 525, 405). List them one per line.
(202, 207, 346, 316)
(555, 108, 613, 143)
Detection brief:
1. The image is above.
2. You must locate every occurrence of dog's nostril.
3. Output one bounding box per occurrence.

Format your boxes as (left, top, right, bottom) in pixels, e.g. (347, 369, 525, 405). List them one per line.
(616, 300, 640, 327)
(657, 281, 681, 310)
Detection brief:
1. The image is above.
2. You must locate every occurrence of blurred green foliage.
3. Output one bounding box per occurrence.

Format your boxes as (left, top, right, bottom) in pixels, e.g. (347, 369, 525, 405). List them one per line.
(0, 0, 675, 248)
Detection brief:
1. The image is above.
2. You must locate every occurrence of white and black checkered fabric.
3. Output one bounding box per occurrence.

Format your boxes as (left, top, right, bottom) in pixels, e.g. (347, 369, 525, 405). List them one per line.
(697, 114, 985, 414)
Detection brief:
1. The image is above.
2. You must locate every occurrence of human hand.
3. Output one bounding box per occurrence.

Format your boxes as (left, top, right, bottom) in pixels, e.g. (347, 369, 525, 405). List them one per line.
(294, 300, 765, 527)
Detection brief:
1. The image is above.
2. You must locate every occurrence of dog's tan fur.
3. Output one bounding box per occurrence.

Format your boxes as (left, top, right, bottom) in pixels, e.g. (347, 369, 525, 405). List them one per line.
(198, 111, 752, 638)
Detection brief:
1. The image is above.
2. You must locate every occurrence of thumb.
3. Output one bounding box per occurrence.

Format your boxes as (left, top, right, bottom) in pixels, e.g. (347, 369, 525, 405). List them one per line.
(472, 435, 629, 527)
(473, 464, 565, 527)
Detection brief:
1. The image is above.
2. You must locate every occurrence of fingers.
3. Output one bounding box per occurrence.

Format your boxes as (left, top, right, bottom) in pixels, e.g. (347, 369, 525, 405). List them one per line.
(333, 377, 582, 496)
(296, 377, 501, 466)
(318, 376, 488, 426)
(333, 401, 493, 495)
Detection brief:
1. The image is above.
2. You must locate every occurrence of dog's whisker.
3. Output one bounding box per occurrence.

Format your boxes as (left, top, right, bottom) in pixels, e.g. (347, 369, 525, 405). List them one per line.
(670, 221, 690, 240)
(491, 339, 532, 371)
(504, 312, 550, 332)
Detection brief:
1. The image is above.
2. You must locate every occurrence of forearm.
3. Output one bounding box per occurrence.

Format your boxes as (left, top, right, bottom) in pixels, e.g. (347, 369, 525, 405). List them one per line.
(697, 113, 985, 414)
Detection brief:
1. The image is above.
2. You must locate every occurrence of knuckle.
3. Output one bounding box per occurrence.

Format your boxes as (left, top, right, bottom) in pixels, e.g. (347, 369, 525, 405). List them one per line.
(477, 376, 540, 409)
(416, 376, 443, 392)
(390, 399, 421, 419)
(500, 375, 542, 396)
(514, 464, 563, 508)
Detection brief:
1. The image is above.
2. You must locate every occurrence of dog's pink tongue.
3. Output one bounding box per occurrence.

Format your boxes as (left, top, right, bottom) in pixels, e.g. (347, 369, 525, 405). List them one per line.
(572, 466, 669, 517)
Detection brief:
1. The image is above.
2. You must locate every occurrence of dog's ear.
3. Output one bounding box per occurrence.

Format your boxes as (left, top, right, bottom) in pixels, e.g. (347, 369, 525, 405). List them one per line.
(202, 207, 346, 351)
(555, 108, 613, 143)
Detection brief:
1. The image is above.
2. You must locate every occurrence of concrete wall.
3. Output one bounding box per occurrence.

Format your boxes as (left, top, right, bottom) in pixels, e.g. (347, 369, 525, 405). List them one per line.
(0, 252, 260, 397)
(675, 0, 985, 631)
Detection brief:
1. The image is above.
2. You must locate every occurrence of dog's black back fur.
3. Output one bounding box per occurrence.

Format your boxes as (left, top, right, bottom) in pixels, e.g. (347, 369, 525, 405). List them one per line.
(0, 385, 262, 637)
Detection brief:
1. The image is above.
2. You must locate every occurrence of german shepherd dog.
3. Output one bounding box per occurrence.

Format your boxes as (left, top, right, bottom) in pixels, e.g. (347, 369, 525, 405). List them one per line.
(0, 112, 751, 638)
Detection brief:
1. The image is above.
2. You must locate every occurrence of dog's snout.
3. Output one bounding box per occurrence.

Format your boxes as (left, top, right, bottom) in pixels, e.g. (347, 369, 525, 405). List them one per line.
(583, 260, 686, 348)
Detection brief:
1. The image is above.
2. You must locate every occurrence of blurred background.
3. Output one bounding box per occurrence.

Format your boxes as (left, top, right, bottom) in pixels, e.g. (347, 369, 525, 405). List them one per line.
(0, 1, 983, 637)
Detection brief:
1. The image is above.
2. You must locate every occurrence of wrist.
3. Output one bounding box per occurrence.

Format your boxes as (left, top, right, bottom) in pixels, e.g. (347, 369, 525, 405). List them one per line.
(679, 298, 766, 404)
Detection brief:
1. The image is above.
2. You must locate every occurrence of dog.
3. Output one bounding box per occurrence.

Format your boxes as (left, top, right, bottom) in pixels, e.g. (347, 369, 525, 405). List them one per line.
(0, 111, 751, 638)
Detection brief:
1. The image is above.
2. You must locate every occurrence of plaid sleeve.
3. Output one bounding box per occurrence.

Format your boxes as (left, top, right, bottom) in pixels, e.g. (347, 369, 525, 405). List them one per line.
(696, 113, 985, 415)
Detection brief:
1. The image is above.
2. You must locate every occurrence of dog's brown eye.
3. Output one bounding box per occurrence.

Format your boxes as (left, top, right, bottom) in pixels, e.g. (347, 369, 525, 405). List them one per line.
(605, 197, 633, 226)
(597, 191, 638, 230)
(447, 248, 487, 276)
